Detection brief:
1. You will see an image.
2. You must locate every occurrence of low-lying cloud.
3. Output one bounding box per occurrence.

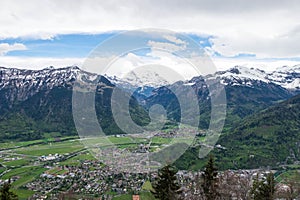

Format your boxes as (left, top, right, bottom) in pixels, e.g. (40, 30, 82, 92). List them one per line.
(0, 43, 27, 55)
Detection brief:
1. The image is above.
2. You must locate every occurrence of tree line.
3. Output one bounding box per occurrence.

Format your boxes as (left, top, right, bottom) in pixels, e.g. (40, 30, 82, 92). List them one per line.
(151, 155, 300, 200)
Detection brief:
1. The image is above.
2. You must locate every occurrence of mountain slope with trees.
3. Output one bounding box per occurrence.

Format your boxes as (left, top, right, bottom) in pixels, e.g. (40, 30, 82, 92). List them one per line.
(0, 67, 150, 141)
(217, 93, 300, 169)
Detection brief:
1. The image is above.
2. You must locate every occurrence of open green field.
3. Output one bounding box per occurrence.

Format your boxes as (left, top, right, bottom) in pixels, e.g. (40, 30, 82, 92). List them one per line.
(11, 189, 35, 200)
(2, 166, 47, 188)
(2, 158, 31, 168)
(275, 170, 300, 183)
(0, 140, 45, 150)
(151, 137, 172, 145)
(59, 151, 97, 166)
(82, 136, 146, 148)
(14, 140, 85, 156)
(0, 136, 78, 150)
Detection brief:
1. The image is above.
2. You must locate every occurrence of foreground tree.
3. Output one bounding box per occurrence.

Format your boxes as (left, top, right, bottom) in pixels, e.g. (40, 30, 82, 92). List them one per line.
(151, 165, 182, 200)
(251, 172, 275, 200)
(0, 180, 18, 200)
(185, 155, 220, 200)
(201, 155, 219, 200)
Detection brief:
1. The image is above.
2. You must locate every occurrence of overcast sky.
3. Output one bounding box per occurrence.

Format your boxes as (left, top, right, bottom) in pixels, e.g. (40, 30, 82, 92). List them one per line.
(0, 0, 300, 71)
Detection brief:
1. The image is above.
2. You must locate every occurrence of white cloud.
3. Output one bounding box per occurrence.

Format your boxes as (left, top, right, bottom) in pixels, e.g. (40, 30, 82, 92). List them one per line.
(163, 35, 186, 45)
(84, 49, 216, 81)
(211, 57, 300, 72)
(0, 56, 83, 69)
(209, 28, 300, 58)
(0, 43, 27, 55)
(147, 40, 186, 52)
(146, 34, 188, 53)
(0, 0, 300, 59)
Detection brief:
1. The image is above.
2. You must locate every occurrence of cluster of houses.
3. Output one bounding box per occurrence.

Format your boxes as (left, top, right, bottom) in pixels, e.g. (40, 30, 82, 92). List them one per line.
(25, 160, 149, 197)
(25, 163, 276, 199)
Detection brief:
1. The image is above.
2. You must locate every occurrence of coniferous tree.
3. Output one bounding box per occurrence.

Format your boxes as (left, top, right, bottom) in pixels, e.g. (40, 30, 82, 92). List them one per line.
(264, 172, 275, 199)
(0, 180, 18, 200)
(251, 174, 262, 200)
(251, 172, 275, 200)
(201, 155, 219, 200)
(151, 165, 182, 200)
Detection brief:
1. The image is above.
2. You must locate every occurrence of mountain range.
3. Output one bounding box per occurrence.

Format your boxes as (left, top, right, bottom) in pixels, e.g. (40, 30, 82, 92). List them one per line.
(107, 65, 300, 91)
(142, 65, 298, 129)
(0, 65, 299, 170)
(0, 66, 149, 141)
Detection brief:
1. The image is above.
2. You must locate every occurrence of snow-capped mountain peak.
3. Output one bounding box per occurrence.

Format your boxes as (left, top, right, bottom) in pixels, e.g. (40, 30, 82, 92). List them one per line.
(106, 69, 172, 88)
(217, 65, 269, 82)
(213, 65, 299, 90)
(0, 66, 102, 102)
(268, 65, 300, 89)
(275, 64, 300, 73)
